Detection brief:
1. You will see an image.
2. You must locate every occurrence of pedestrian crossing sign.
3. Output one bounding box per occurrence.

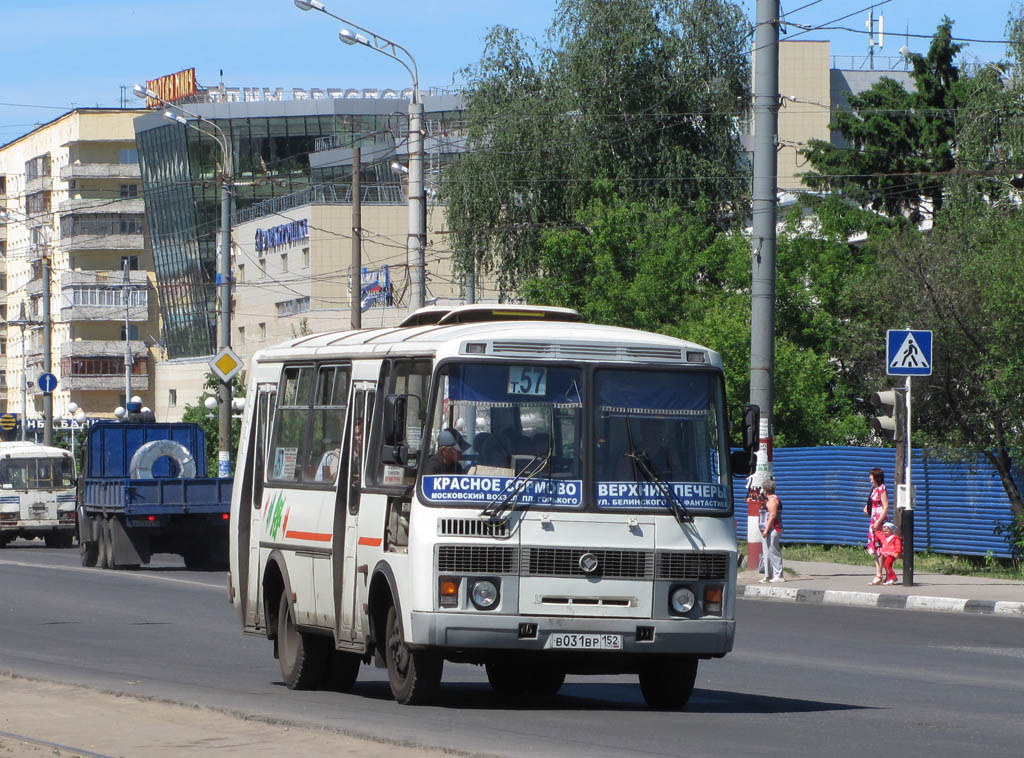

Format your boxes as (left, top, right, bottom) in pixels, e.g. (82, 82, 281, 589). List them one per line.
(887, 329, 932, 376)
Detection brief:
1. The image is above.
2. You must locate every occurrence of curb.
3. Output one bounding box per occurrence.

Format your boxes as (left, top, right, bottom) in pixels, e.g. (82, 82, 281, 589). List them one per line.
(739, 584, 1024, 617)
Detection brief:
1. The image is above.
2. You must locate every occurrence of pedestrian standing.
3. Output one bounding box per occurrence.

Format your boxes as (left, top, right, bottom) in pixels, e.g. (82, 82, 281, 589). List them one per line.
(865, 467, 889, 585)
(878, 522, 903, 585)
(758, 478, 784, 583)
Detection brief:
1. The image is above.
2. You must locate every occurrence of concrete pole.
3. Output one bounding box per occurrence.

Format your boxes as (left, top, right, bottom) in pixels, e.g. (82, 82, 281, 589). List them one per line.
(123, 260, 132, 405)
(351, 146, 361, 330)
(217, 157, 233, 478)
(407, 98, 425, 315)
(749, 0, 779, 490)
(42, 254, 52, 446)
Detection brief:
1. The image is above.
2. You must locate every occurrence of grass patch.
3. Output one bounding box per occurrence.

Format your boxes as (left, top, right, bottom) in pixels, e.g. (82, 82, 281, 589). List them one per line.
(739, 541, 1023, 581)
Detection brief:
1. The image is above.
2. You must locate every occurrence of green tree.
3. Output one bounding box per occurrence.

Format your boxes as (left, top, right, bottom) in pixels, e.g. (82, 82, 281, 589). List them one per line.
(439, 0, 750, 295)
(181, 372, 246, 475)
(522, 192, 869, 446)
(840, 185, 1024, 519)
(802, 19, 964, 222)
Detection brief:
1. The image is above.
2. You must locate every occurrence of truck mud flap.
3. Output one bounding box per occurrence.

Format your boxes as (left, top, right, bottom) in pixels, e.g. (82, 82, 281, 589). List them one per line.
(110, 517, 149, 567)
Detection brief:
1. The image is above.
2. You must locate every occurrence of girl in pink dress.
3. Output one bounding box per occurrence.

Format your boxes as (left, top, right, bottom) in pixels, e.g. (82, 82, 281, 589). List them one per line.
(864, 468, 889, 585)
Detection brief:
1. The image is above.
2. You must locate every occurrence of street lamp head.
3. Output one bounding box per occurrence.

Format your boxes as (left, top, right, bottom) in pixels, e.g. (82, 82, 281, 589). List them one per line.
(74, 410, 86, 423)
(114, 406, 126, 418)
(391, 161, 409, 174)
(204, 396, 219, 411)
(67, 402, 79, 414)
(339, 28, 369, 46)
(163, 110, 188, 126)
(133, 84, 158, 101)
(293, 0, 324, 11)
(131, 395, 143, 405)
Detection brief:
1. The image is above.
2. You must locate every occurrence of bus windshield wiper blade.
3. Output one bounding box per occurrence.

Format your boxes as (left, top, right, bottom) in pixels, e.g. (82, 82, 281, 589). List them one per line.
(624, 417, 692, 527)
(479, 450, 552, 526)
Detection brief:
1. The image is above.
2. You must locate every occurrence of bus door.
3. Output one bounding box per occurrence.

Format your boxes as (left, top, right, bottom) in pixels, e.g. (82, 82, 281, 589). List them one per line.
(245, 386, 275, 631)
(335, 383, 373, 643)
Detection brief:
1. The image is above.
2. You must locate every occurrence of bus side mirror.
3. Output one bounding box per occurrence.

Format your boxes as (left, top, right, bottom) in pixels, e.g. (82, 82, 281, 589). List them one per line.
(729, 404, 760, 475)
(382, 394, 408, 446)
(380, 443, 409, 466)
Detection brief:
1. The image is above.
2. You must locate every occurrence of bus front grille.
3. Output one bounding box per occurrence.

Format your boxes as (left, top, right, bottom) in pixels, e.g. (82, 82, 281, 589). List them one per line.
(437, 545, 519, 574)
(521, 548, 654, 579)
(656, 552, 729, 581)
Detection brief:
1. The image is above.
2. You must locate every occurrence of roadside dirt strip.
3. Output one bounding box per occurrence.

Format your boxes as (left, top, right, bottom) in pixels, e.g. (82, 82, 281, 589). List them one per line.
(0, 674, 466, 758)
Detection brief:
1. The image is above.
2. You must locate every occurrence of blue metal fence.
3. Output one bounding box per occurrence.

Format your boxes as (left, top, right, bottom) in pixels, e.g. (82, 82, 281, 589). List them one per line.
(734, 447, 1020, 558)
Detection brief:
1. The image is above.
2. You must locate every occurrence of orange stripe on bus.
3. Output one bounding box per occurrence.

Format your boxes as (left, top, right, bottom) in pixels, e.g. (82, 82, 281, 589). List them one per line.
(358, 537, 382, 547)
(285, 530, 332, 542)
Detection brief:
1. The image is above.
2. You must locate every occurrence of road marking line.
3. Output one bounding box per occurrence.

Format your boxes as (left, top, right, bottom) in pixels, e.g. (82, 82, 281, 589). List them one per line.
(0, 559, 222, 590)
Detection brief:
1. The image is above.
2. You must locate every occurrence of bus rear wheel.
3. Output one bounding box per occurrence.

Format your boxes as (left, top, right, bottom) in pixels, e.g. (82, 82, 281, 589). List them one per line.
(638, 656, 698, 709)
(385, 606, 441, 705)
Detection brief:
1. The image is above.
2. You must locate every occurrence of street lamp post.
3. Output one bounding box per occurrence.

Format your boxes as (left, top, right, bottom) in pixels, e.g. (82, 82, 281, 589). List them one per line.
(133, 84, 234, 477)
(294, 0, 425, 315)
(66, 402, 86, 459)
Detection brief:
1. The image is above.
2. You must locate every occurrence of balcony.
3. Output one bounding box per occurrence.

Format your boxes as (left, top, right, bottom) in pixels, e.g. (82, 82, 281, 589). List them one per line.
(58, 198, 145, 214)
(25, 175, 52, 194)
(60, 234, 144, 252)
(58, 340, 149, 392)
(61, 270, 149, 323)
(60, 163, 141, 181)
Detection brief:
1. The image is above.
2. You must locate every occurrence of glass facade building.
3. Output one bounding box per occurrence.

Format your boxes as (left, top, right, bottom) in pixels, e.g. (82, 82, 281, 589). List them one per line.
(135, 95, 463, 358)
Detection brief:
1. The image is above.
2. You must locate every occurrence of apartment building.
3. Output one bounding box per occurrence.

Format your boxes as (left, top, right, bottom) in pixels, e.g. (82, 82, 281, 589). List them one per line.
(0, 109, 159, 425)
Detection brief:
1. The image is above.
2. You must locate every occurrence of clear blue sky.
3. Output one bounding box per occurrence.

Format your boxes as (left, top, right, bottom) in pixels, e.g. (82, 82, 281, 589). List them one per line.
(0, 0, 1018, 146)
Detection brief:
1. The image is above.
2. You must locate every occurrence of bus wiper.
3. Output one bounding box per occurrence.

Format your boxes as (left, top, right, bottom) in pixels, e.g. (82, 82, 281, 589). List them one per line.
(624, 417, 693, 527)
(479, 449, 552, 527)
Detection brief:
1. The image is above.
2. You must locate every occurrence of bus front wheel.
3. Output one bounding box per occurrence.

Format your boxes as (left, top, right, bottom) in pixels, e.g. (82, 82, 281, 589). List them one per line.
(385, 606, 441, 705)
(638, 656, 698, 709)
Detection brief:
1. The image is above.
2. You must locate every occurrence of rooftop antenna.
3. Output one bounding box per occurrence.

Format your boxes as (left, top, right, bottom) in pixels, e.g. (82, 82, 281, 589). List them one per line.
(866, 8, 884, 70)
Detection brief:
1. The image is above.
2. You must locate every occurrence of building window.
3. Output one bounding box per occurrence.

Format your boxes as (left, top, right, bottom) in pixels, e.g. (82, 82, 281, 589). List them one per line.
(237, 326, 245, 344)
(120, 325, 141, 340)
(258, 322, 266, 340)
(120, 184, 139, 199)
(120, 255, 139, 271)
(24, 154, 51, 181)
(168, 389, 177, 408)
(258, 260, 266, 279)
(275, 296, 310, 317)
(302, 247, 309, 268)
(280, 253, 288, 272)
(61, 357, 146, 376)
(120, 149, 139, 164)
(26, 191, 51, 215)
(237, 264, 245, 283)
(60, 213, 144, 237)
(70, 287, 146, 308)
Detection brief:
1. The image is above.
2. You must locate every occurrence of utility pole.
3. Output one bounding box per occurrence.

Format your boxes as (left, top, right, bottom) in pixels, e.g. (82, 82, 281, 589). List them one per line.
(749, 0, 780, 491)
(351, 146, 361, 330)
(217, 143, 232, 478)
(41, 254, 53, 446)
(123, 260, 132, 404)
(8, 302, 41, 442)
(407, 97, 425, 315)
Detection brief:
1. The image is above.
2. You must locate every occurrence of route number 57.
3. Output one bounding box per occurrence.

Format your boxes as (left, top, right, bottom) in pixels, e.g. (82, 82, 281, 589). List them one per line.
(507, 366, 547, 396)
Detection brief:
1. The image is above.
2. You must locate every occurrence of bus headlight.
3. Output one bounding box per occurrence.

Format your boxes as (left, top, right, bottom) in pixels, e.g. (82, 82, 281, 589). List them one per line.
(470, 578, 500, 610)
(669, 586, 696, 615)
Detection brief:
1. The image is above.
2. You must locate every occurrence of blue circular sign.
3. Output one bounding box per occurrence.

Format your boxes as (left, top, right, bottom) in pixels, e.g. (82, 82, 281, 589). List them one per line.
(37, 372, 58, 393)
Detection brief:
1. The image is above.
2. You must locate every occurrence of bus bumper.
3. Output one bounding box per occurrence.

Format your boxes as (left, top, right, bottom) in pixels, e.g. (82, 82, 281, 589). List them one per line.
(408, 611, 735, 656)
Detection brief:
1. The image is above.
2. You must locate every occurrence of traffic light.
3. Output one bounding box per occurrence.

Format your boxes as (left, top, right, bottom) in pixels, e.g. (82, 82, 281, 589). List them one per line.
(870, 388, 905, 441)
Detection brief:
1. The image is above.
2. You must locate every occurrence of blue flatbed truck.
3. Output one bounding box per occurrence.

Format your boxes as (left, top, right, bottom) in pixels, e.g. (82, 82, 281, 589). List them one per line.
(77, 420, 231, 569)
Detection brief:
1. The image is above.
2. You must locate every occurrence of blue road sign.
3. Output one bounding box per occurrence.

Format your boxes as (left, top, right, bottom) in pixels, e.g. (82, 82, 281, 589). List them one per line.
(886, 330, 932, 376)
(37, 372, 58, 393)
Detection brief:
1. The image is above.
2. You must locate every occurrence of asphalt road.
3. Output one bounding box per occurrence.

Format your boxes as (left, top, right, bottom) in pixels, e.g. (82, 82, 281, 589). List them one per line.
(1, 540, 1022, 758)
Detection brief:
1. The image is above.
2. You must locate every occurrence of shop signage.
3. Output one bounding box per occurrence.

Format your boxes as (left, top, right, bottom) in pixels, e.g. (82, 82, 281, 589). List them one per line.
(255, 219, 309, 253)
(145, 68, 197, 108)
(207, 86, 415, 103)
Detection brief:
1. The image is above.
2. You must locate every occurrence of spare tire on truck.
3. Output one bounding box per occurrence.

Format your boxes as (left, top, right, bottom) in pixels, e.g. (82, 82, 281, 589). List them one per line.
(128, 440, 197, 480)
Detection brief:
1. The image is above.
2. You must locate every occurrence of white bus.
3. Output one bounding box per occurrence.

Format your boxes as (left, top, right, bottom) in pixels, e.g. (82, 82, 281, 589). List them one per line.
(229, 305, 757, 708)
(0, 442, 77, 548)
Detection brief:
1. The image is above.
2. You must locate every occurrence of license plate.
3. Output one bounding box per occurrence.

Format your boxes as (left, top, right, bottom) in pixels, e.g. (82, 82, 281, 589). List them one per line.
(545, 633, 622, 651)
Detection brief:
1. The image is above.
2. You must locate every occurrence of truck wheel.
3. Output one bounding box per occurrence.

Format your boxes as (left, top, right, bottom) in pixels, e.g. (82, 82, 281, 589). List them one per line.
(276, 593, 328, 690)
(100, 521, 115, 569)
(325, 650, 362, 693)
(638, 656, 698, 709)
(385, 605, 442, 705)
(95, 520, 109, 569)
(527, 666, 566, 696)
(80, 536, 98, 567)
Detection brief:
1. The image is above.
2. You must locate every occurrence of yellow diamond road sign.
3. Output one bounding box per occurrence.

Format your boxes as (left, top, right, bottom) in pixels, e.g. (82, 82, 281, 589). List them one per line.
(210, 347, 243, 383)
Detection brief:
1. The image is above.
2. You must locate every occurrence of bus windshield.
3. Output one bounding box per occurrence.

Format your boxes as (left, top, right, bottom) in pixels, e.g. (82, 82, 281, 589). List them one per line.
(419, 362, 730, 514)
(593, 369, 729, 513)
(0, 457, 75, 490)
(422, 362, 584, 508)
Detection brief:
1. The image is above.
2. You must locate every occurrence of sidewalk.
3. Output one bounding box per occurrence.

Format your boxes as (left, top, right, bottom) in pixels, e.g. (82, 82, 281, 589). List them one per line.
(739, 559, 1024, 617)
